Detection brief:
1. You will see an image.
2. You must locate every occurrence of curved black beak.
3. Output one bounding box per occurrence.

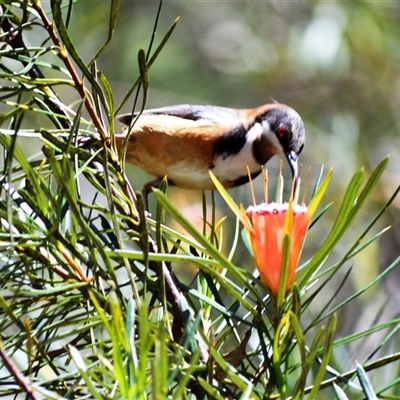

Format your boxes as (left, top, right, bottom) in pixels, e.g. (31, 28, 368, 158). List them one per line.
(286, 151, 299, 196)
(286, 151, 298, 180)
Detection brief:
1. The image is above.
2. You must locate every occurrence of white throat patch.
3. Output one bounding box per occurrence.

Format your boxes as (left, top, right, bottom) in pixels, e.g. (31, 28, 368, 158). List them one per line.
(212, 123, 264, 181)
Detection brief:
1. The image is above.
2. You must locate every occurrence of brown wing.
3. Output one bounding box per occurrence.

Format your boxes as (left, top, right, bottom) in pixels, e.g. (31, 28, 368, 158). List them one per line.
(115, 110, 244, 189)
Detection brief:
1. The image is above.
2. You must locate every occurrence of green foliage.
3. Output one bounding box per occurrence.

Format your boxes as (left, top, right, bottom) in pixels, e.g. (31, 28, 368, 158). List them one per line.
(0, 1, 399, 399)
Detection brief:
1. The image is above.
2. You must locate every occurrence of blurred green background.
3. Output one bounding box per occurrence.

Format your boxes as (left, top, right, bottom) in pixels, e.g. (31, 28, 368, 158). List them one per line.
(79, 2, 400, 199)
(4, 0, 400, 385)
(13, 2, 400, 201)
(78, 0, 400, 281)
(111, 1, 400, 370)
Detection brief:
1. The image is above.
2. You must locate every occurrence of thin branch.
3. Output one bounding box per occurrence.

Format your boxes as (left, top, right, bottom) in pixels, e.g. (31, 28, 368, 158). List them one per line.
(30, 0, 106, 137)
(0, 345, 41, 400)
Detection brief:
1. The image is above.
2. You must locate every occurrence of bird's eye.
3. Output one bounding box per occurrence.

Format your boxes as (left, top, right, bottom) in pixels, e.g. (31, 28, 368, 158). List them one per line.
(277, 126, 287, 138)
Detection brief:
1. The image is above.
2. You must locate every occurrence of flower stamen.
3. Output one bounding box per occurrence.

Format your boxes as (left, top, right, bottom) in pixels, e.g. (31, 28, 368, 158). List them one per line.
(277, 160, 283, 204)
(247, 165, 257, 207)
(262, 166, 268, 204)
(301, 165, 312, 206)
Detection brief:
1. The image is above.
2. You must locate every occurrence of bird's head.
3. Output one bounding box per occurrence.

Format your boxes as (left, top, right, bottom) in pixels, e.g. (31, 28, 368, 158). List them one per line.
(257, 104, 305, 180)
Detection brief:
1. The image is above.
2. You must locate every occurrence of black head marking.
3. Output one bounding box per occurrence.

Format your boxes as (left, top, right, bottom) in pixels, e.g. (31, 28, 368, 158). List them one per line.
(260, 106, 305, 156)
(213, 124, 247, 159)
(252, 105, 305, 179)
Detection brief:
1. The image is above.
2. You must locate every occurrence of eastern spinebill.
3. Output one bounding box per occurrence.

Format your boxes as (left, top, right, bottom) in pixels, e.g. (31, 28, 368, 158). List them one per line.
(115, 103, 305, 203)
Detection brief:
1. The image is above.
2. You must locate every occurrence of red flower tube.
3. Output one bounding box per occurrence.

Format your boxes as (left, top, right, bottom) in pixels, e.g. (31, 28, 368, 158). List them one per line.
(245, 202, 310, 297)
(210, 168, 332, 298)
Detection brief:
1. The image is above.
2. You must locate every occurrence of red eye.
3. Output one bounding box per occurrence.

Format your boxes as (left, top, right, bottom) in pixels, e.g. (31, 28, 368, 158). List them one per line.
(277, 126, 286, 138)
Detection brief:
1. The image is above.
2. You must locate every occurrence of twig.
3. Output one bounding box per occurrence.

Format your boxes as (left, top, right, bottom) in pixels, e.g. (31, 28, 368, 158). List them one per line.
(31, 0, 106, 138)
(1, 1, 195, 365)
(0, 345, 40, 400)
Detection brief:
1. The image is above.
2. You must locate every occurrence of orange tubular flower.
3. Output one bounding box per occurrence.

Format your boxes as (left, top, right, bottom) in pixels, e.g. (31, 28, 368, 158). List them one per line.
(245, 202, 310, 297)
(210, 167, 332, 299)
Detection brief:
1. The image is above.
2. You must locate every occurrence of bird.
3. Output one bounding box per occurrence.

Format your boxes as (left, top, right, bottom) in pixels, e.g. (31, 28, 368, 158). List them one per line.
(115, 103, 305, 205)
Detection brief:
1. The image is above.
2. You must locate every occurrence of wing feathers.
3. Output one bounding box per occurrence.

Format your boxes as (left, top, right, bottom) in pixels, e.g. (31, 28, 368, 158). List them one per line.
(117, 104, 244, 125)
